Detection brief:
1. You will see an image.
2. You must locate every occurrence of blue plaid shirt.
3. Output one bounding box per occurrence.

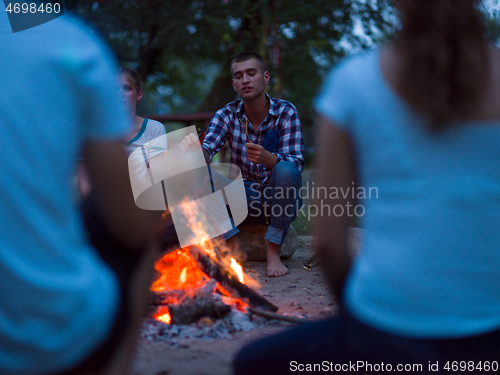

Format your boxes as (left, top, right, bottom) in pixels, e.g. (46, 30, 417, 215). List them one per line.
(202, 95, 305, 184)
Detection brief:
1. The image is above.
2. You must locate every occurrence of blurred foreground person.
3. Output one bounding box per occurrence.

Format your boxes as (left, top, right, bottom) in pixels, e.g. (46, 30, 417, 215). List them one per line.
(0, 9, 160, 375)
(233, 1, 500, 373)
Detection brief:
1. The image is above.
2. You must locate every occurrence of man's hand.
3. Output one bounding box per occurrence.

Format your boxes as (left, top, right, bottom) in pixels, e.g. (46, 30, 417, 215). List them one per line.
(245, 142, 278, 169)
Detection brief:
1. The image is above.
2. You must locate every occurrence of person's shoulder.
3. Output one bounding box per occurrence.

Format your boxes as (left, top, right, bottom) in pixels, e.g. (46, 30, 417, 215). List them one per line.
(29, 14, 120, 82)
(2, 12, 114, 67)
(55, 13, 99, 37)
(272, 98, 297, 110)
(270, 97, 299, 117)
(318, 49, 380, 102)
(314, 50, 379, 128)
(146, 119, 167, 133)
(39, 13, 111, 53)
(326, 49, 379, 84)
(221, 99, 242, 112)
(213, 100, 241, 120)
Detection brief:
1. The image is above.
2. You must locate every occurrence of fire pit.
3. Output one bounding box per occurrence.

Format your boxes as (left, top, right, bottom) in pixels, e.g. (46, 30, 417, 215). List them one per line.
(144, 199, 309, 344)
(148, 233, 279, 328)
(141, 247, 309, 343)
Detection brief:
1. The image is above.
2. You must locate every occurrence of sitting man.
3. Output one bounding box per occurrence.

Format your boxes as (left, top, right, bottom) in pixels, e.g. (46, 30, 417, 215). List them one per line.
(183, 51, 304, 277)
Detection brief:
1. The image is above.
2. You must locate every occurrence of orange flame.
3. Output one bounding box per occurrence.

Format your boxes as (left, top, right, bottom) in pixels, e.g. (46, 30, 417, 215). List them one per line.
(151, 202, 260, 325)
(179, 267, 187, 285)
(230, 257, 244, 284)
(151, 250, 208, 293)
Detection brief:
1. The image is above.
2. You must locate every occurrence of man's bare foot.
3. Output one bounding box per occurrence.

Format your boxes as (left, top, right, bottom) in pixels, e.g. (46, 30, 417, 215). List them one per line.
(267, 242, 288, 277)
(226, 235, 247, 263)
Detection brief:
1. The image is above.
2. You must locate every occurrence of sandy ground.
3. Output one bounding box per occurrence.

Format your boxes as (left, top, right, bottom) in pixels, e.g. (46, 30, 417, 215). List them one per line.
(131, 235, 337, 375)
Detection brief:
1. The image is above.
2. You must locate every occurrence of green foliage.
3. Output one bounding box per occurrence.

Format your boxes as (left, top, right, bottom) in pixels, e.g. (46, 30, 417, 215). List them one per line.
(77, 0, 395, 117)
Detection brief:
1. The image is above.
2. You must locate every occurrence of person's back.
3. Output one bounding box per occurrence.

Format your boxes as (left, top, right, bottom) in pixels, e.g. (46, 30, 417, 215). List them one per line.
(233, 1, 500, 373)
(313, 0, 500, 339)
(0, 9, 158, 375)
(317, 47, 500, 337)
(314, 0, 500, 356)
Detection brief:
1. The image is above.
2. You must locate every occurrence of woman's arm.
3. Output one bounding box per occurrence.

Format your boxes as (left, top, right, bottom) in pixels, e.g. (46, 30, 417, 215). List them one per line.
(313, 115, 357, 305)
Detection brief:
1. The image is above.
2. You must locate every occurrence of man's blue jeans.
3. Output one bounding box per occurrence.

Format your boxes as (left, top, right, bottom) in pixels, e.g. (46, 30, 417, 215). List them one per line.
(223, 161, 302, 245)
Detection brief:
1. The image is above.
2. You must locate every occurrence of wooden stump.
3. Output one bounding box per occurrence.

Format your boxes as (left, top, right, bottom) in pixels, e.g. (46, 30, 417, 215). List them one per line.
(238, 224, 298, 261)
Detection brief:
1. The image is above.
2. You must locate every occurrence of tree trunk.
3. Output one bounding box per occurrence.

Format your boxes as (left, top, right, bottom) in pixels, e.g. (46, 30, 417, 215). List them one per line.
(198, 0, 265, 112)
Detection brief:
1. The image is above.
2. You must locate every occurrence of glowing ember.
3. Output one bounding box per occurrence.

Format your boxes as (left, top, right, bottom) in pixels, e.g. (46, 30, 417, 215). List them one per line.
(230, 258, 244, 284)
(153, 306, 171, 324)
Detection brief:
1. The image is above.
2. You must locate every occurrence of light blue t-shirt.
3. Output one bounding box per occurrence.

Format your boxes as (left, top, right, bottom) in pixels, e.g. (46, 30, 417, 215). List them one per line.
(315, 49, 500, 338)
(0, 9, 131, 375)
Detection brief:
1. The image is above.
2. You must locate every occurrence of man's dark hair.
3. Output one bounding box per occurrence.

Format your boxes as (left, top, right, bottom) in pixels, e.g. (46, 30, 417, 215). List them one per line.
(230, 51, 267, 75)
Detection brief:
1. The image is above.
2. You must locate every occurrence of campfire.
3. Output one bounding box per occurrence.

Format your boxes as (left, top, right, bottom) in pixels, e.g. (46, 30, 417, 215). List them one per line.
(149, 210, 277, 326)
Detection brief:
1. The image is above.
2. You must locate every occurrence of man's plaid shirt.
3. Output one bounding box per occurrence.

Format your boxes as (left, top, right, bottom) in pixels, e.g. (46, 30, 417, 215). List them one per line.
(202, 95, 305, 185)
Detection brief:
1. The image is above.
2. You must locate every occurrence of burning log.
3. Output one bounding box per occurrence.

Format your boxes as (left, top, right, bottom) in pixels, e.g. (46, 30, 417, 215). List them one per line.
(152, 280, 231, 325)
(187, 245, 278, 313)
(168, 293, 231, 325)
(150, 220, 278, 326)
(151, 291, 185, 306)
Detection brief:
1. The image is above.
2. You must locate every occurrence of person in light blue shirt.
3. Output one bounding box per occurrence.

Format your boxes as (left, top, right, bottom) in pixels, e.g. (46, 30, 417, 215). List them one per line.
(78, 67, 167, 198)
(0, 8, 160, 375)
(233, 1, 500, 373)
(119, 67, 167, 156)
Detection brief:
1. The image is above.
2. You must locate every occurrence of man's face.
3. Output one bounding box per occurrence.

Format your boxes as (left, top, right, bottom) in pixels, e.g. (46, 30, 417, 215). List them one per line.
(231, 58, 270, 101)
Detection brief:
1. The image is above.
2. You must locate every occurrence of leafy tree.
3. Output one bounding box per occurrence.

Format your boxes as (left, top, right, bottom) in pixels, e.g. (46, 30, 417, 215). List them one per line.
(77, 0, 395, 126)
